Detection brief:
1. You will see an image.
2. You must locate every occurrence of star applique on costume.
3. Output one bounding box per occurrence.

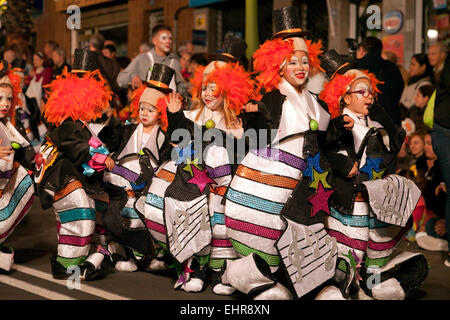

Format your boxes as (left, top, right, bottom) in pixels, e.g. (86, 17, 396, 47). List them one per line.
(187, 166, 216, 193)
(359, 157, 383, 180)
(307, 181, 335, 217)
(309, 168, 332, 190)
(371, 168, 386, 180)
(303, 152, 323, 180)
(174, 143, 197, 165)
(182, 157, 202, 177)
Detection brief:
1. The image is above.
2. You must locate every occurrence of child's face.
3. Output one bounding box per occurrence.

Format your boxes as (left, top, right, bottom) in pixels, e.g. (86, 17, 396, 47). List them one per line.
(414, 91, 429, 108)
(0, 86, 12, 119)
(201, 81, 224, 112)
(280, 50, 309, 88)
(409, 135, 424, 157)
(139, 102, 159, 127)
(343, 78, 374, 116)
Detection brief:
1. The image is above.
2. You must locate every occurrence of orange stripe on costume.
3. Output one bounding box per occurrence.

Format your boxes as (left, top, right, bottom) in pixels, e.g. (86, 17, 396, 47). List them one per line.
(54, 180, 83, 202)
(156, 169, 175, 183)
(235, 165, 298, 190)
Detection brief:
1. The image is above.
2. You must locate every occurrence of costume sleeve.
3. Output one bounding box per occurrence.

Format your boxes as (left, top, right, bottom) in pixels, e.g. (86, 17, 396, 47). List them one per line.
(368, 103, 406, 153)
(323, 150, 355, 178)
(14, 145, 36, 172)
(239, 99, 271, 132)
(166, 109, 191, 144)
(98, 117, 126, 152)
(51, 122, 92, 167)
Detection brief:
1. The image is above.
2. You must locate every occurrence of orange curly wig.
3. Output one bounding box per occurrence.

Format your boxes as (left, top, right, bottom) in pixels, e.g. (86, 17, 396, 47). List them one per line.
(42, 68, 112, 126)
(252, 37, 323, 92)
(319, 69, 383, 118)
(129, 84, 169, 131)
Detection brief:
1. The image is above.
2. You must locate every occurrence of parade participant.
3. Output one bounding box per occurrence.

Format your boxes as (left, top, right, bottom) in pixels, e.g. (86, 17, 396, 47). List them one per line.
(222, 7, 342, 300)
(0, 61, 36, 273)
(318, 49, 428, 300)
(98, 63, 173, 272)
(36, 48, 114, 280)
(136, 36, 265, 294)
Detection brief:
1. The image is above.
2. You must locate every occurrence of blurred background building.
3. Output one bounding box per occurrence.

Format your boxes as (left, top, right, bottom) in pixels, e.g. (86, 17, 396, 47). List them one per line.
(0, 0, 448, 67)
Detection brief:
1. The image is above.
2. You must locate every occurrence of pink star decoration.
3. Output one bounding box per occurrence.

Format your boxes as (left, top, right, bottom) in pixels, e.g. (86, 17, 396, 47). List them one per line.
(307, 181, 335, 217)
(187, 165, 216, 193)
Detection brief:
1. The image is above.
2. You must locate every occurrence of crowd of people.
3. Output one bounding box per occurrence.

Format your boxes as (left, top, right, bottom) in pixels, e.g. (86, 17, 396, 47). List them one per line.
(0, 5, 448, 301)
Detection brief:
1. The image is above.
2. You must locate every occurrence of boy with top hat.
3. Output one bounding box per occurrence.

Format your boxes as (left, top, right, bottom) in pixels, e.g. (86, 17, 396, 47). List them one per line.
(317, 49, 428, 299)
(36, 48, 114, 280)
(97, 63, 174, 272)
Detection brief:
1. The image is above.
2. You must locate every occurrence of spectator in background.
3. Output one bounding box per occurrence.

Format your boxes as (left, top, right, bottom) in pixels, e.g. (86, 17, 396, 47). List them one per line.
(139, 43, 151, 54)
(177, 40, 194, 57)
(356, 37, 404, 125)
(407, 84, 435, 132)
(430, 53, 450, 267)
(409, 130, 426, 165)
(102, 44, 117, 60)
(382, 50, 409, 85)
(25, 51, 53, 109)
(399, 54, 434, 119)
(117, 24, 188, 100)
(180, 51, 192, 82)
(188, 52, 208, 75)
(43, 40, 59, 68)
(52, 47, 71, 78)
(2, 47, 15, 65)
(116, 56, 131, 71)
(428, 42, 447, 82)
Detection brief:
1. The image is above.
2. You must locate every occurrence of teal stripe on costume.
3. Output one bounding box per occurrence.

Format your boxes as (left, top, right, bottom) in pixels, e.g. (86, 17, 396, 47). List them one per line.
(211, 212, 225, 226)
(330, 207, 389, 228)
(145, 193, 164, 210)
(122, 207, 140, 219)
(226, 188, 284, 215)
(58, 208, 96, 224)
(0, 175, 33, 222)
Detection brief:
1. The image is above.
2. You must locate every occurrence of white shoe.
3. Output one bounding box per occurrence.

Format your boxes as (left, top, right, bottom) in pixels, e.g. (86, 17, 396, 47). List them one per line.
(115, 260, 138, 272)
(416, 232, 448, 251)
(213, 283, 235, 295)
(180, 278, 204, 293)
(0, 247, 14, 272)
(147, 259, 167, 271)
(315, 286, 346, 300)
(372, 278, 405, 300)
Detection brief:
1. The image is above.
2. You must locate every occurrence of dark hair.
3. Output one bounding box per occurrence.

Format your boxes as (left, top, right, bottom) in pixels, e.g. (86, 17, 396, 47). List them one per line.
(34, 51, 45, 60)
(418, 84, 435, 98)
(90, 34, 105, 52)
(410, 53, 435, 84)
(104, 44, 116, 54)
(358, 37, 383, 55)
(116, 56, 131, 69)
(45, 40, 59, 51)
(190, 53, 208, 66)
(151, 24, 172, 38)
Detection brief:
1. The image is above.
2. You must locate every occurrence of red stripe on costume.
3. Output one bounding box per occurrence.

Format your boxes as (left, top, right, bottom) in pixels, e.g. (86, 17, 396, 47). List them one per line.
(95, 224, 107, 235)
(58, 234, 93, 247)
(211, 238, 232, 247)
(367, 219, 412, 251)
(144, 219, 167, 235)
(326, 229, 369, 252)
(225, 216, 283, 240)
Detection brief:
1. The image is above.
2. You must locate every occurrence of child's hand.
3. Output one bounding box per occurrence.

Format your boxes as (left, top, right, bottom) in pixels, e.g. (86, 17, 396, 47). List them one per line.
(346, 161, 359, 178)
(243, 102, 258, 113)
(435, 183, 447, 195)
(105, 156, 115, 171)
(0, 139, 13, 161)
(132, 75, 143, 89)
(166, 92, 182, 113)
(435, 219, 446, 237)
(343, 115, 354, 130)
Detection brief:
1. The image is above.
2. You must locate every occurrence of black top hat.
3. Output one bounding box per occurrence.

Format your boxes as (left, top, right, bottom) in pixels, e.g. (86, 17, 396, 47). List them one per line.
(320, 49, 358, 79)
(146, 63, 174, 93)
(272, 7, 308, 39)
(72, 48, 100, 73)
(0, 60, 9, 79)
(208, 35, 248, 64)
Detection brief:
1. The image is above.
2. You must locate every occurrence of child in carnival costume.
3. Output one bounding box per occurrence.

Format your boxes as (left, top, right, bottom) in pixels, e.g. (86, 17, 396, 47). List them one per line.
(136, 36, 266, 294)
(0, 61, 36, 273)
(98, 63, 174, 272)
(318, 49, 428, 300)
(221, 7, 354, 300)
(36, 49, 114, 280)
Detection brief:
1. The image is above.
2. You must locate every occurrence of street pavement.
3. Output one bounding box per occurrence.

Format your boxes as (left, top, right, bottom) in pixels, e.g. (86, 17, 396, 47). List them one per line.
(1, 199, 449, 300)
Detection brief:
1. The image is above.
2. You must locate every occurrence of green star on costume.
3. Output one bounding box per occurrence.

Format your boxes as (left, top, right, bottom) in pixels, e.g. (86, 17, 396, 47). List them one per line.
(371, 168, 385, 180)
(182, 157, 202, 176)
(308, 168, 332, 190)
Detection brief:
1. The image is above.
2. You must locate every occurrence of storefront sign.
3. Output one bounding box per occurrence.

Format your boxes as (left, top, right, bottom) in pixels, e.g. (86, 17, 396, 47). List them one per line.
(54, 0, 112, 12)
(383, 10, 403, 34)
(382, 34, 404, 65)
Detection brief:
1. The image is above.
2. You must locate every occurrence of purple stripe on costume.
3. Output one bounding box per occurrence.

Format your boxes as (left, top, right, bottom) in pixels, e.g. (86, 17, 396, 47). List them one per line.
(0, 170, 13, 179)
(111, 165, 139, 182)
(206, 165, 232, 179)
(251, 148, 306, 171)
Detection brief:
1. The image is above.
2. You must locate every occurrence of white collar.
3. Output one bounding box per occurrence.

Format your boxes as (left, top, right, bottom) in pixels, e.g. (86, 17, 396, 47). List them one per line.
(184, 108, 244, 139)
(117, 123, 162, 160)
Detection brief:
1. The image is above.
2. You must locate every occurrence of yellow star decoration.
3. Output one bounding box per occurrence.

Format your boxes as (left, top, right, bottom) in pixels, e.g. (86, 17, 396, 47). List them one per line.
(308, 168, 332, 190)
(371, 168, 385, 180)
(182, 157, 202, 176)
